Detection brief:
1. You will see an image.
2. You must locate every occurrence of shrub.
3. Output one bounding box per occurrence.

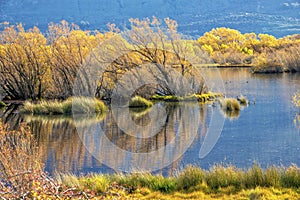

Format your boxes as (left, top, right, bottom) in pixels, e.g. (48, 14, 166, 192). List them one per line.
(129, 96, 153, 108)
(279, 45, 300, 72)
(252, 51, 284, 73)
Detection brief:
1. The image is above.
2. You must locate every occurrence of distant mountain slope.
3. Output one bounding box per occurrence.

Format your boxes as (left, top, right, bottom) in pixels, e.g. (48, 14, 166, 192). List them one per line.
(0, 0, 299, 37)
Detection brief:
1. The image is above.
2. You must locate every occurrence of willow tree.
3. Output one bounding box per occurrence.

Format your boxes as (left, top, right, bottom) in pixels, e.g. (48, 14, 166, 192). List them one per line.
(89, 17, 210, 100)
(0, 24, 50, 100)
(47, 21, 108, 99)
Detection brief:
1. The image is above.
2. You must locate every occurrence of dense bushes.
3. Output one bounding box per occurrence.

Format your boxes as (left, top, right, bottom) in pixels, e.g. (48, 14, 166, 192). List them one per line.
(198, 27, 300, 72)
(252, 44, 300, 73)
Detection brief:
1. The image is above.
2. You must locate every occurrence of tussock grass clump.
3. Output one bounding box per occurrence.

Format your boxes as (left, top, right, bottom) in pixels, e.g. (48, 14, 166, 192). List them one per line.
(60, 174, 110, 193)
(129, 96, 153, 108)
(219, 98, 241, 111)
(111, 173, 176, 193)
(207, 165, 244, 191)
(151, 94, 182, 102)
(0, 101, 6, 108)
(281, 164, 300, 188)
(21, 97, 107, 115)
(176, 166, 206, 191)
(237, 95, 248, 105)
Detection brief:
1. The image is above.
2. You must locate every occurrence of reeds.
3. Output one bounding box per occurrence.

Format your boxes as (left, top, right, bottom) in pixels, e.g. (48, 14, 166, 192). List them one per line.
(21, 96, 107, 115)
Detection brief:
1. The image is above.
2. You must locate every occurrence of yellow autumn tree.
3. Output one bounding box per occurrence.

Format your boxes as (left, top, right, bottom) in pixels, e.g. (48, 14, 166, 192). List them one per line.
(47, 21, 109, 98)
(197, 27, 254, 64)
(0, 24, 50, 99)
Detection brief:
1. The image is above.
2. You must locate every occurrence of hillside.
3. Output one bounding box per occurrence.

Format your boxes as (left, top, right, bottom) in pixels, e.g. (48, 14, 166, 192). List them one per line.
(0, 0, 299, 37)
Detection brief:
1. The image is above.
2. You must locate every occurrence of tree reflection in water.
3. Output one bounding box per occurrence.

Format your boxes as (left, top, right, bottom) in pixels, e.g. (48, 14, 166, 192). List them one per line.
(0, 103, 213, 174)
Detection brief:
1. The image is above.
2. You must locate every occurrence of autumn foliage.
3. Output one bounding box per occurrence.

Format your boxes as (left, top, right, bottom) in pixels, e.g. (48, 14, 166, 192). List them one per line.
(0, 21, 110, 100)
(198, 27, 300, 72)
(0, 19, 299, 100)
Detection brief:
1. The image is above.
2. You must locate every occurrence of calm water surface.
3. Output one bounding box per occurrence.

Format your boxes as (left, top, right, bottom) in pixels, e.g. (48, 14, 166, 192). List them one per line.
(1, 68, 299, 175)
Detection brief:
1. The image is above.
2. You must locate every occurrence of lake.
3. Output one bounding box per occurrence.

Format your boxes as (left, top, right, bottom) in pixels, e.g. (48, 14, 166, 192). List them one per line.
(1, 68, 299, 175)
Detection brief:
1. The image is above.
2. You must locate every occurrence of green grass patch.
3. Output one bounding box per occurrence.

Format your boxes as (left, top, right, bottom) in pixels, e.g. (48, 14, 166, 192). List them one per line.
(21, 96, 107, 115)
(129, 96, 153, 108)
(151, 93, 223, 103)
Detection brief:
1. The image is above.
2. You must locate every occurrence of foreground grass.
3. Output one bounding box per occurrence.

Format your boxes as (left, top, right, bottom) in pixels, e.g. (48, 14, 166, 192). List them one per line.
(56, 164, 300, 199)
(21, 96, 107, 115)
(137, 188, 300, 199)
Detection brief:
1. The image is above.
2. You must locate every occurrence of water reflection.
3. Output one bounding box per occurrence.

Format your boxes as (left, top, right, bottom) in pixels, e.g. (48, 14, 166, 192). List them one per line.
(77, 103, 206, 172)
(220, 109, 240, 120)
(0, 103, 210, 174)
(295, 114, 300, 130)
